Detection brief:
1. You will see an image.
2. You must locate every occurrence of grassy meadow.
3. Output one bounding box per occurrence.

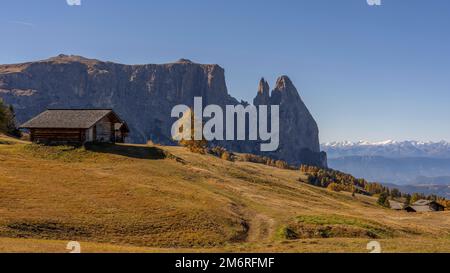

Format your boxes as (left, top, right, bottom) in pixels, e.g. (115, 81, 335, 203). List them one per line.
(0, 134, 449, 253)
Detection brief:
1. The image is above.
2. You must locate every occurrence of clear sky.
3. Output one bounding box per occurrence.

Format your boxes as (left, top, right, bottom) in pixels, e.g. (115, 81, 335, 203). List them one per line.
(1, 0, 449, 143)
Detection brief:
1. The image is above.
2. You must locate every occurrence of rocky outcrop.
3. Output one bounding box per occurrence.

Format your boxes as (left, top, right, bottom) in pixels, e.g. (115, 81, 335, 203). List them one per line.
(253, 76, 327, 167)
(254, 78, 270, 105)
(0, 55, 327, 167)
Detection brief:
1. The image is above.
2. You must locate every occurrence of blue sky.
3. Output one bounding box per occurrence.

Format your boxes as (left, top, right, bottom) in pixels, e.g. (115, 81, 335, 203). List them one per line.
(1, 0, 449, 143)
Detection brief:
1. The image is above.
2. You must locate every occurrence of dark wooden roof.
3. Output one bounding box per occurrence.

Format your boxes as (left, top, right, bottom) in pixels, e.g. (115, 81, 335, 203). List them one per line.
(389, 200, 405, 210)
(20, 109, 123, 129)
(412, 200, 433, 206)
(406, 205, 433, 212)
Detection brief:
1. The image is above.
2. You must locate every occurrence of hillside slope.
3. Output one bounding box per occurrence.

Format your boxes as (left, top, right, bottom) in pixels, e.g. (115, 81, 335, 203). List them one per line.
(0, 134, 449, 253)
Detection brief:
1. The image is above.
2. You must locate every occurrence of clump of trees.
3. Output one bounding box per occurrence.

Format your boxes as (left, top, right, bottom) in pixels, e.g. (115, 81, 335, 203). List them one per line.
(0, 99, 21, 137)
(299, 164, 448, 209)
(240, 153, 294, 170)
(300, 165, 384, 194)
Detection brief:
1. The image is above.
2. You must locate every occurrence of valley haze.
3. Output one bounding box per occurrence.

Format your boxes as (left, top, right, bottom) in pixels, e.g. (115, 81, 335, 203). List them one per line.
(322, 140, 450, 197)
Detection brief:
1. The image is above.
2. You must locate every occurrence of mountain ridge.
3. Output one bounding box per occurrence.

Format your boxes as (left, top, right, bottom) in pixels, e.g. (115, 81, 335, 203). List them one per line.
(322, 140, 450, 159)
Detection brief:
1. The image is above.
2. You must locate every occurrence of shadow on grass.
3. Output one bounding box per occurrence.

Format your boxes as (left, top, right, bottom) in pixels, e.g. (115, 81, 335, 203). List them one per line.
(85, 143, 168, 160)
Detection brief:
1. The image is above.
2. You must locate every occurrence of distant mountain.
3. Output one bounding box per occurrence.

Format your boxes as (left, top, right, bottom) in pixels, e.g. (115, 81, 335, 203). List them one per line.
(411, 176, 450, 185)
(383, 182, 450, 198)
(327, 156, 450, 185)
(322, 140, 450, 159)
(322, 140, 450, 196)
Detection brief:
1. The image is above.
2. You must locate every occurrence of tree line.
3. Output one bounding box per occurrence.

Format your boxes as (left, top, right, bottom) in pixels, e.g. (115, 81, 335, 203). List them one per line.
(299, 165, 449, 209)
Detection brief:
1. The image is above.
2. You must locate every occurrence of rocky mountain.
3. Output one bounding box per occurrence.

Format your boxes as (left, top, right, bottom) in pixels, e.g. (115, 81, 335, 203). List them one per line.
(254, 77, 326, 167)
(322, 140, 450, 159)
(0, 54, 326, 167)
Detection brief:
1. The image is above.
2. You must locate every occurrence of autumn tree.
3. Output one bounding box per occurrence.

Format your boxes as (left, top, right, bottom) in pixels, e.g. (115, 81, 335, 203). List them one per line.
(174, 108, 208, 154)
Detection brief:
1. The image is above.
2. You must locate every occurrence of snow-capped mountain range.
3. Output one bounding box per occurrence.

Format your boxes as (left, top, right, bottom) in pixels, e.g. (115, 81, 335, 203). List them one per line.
(322, 140, 450, 159)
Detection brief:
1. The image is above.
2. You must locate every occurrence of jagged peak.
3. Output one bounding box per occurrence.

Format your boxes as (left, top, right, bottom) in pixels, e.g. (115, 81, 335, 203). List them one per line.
(275, 75, 294, 90)
(258, 77, 270, 95)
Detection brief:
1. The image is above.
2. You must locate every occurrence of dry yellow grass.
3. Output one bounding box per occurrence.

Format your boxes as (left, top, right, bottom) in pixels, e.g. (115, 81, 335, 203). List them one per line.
(0, 134, 449, 253)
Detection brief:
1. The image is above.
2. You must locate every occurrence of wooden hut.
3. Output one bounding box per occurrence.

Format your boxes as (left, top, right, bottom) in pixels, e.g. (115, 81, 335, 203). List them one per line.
(404, 200, 445, 212)
(20, 109, 129, 145)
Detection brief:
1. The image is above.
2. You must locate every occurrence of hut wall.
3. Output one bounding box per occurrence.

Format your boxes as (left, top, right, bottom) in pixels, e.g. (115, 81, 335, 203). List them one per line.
(95, 117, 113, 142)
(30, 128, 83, 144)
(85, 127, 94, 142)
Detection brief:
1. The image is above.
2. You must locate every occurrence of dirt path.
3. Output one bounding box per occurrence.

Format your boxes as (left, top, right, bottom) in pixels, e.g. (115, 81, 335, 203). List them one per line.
(246, 213, 276, 242)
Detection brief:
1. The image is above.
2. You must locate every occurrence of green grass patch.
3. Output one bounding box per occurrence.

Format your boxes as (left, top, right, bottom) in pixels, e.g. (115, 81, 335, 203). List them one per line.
(21, 144, 96, 162)
(278, 214, 396, 239)
(296, 215, 373, 228)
